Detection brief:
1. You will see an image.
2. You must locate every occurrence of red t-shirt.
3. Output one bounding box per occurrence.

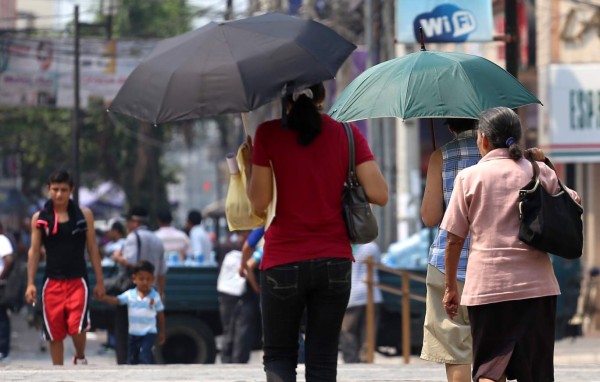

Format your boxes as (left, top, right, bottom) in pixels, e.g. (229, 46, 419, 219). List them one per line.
(252, 114, 375, 270)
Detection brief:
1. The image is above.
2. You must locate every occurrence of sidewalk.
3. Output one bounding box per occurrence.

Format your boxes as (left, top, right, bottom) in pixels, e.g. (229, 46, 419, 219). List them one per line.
(2, 308, 599, 381)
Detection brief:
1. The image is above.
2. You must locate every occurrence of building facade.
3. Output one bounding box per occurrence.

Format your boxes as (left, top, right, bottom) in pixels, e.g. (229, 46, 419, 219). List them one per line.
(537, 0, 600, 333)
(0, 0, 16, 30)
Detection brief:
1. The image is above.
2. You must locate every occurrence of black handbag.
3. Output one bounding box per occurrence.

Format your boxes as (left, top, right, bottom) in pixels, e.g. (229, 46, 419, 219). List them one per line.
(0, 261, 27, 311)
(341, 122, 379, 244)
(104, 231, 140, 295)
(518, 157, 583, 259)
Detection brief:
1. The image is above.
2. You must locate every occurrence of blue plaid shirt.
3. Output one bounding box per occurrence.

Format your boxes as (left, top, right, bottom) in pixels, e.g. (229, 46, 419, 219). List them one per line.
(428, 129, 480, 281)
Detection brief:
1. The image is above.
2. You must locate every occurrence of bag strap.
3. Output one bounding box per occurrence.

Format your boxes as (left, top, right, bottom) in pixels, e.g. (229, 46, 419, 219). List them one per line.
(526, 155, 540, 182)
(342, 122, 358, 186)
(526, 155, 569, 193)
(135, 230, 141, 263)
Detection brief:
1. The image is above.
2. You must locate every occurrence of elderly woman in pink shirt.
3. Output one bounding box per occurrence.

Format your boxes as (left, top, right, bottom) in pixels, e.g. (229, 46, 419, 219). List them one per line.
(441, 107, 581, 382)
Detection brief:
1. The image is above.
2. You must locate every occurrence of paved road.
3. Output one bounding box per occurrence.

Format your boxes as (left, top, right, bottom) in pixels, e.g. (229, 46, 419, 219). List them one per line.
(1, 309, 599, 381)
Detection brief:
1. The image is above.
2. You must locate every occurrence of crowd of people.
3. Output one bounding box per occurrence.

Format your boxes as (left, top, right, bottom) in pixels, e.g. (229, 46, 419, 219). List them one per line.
(0, 89, 578, 382)
(0, 170, 217, 366)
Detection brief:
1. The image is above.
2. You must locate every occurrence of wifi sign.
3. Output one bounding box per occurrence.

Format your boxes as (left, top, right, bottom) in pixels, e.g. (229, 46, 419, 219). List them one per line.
(413, 4, 477, 43)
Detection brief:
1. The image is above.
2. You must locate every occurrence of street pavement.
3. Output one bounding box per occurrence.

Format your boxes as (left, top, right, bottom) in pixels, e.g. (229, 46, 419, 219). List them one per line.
(1, 309, 599, 381)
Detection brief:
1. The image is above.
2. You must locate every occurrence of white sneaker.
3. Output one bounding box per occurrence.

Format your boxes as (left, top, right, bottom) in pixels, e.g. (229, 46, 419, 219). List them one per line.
(0, 353, 10, 362)
(72, 356, 88, 365)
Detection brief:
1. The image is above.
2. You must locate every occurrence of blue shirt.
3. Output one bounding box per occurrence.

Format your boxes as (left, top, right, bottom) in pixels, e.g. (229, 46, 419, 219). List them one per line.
(247, 227, 265, 248)
(117, 288, 164, 336)
(428, 129, 480, 281)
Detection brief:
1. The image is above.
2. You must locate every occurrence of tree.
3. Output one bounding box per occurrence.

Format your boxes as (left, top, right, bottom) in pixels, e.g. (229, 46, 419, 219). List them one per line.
(0, 107, 72, 200)
(0, 1, 211, 223)
(107, 0, 197, 38)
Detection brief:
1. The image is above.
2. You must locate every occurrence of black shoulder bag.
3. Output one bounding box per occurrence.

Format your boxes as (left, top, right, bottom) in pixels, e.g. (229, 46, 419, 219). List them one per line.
(341, 122, 379, 244)
(518, 157, 583, 259)
(104, 231, 141, 295)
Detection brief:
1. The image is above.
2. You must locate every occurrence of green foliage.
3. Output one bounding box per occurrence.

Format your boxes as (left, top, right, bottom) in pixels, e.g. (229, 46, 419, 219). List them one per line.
(112, 0, 194, 38)
(0, 106, 72, 199)
(0, 1, 202, 219)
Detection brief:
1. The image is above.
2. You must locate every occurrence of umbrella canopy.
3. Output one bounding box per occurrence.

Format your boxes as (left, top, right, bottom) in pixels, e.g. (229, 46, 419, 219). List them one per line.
(328, 50, 541, 122)
(109, 13, 356, 124)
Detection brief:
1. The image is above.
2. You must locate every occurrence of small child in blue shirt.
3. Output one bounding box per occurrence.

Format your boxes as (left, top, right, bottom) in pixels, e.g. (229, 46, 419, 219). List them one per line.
(102, 260, 165, 364)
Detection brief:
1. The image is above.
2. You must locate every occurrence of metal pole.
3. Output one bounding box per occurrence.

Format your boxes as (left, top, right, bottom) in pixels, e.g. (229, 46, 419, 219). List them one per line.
(401, 271, 410, 364)
(72, 5, 80, 205)
(505, 0, 519, 78)
(365, 256, 376, 363)
(107, 0, 113, 39)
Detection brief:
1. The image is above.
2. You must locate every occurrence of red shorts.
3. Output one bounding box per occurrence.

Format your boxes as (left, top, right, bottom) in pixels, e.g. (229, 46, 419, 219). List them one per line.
(42, 278, 90, 341)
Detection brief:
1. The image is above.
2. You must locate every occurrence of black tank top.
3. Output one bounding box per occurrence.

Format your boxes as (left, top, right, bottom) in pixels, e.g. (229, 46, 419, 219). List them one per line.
(42, 221, 87, 279)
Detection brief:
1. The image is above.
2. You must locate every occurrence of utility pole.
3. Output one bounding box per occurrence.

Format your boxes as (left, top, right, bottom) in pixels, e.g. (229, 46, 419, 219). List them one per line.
(72, 5, 81, 205)
(364, 0, 397, 248)
(225, 0, 233, 20)
(71, 3, 114, 205)
(505, 0, 519, 78)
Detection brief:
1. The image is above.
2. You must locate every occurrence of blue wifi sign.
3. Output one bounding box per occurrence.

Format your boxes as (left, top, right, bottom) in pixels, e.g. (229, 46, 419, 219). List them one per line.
(414, 4, 476, 42)
(397, 1, 493, 43)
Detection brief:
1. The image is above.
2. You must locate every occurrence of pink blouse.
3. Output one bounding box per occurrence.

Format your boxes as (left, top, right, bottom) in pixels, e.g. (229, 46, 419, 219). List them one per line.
(440, 149, 580, 306)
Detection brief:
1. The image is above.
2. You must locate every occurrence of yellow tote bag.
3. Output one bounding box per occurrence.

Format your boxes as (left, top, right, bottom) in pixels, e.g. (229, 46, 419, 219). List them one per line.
(225, 144, 266, 231)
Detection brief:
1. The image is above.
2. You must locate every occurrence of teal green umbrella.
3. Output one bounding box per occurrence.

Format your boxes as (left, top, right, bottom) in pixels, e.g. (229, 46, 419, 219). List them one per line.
(328, 50, 541, 122)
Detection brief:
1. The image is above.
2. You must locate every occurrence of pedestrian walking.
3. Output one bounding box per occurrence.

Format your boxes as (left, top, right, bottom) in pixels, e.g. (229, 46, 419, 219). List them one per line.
(25, 170, 106, 365)
(155, 209, 190, 262)
(0, 222, 15, 361)
(104, 221, 126, 261)
(340, 242, 383, 364)
(441, 107, 581, 382)
(238, 226, 265, 294)
(111, 206, 165, 364)
(101, 220, 127, 352)
(186, 210, 213, 263)
(243, 82, 388, 382)
(419, 119, 480, 382)
(101, 260, 165, 364)
(217, 231, 260, 364)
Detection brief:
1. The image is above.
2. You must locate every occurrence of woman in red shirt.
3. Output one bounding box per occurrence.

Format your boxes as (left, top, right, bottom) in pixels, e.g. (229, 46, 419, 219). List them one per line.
(244, 82, 387, 382)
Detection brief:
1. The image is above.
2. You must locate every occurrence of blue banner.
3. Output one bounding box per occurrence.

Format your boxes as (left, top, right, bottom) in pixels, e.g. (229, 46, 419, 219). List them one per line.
(396, 0, 493, 43)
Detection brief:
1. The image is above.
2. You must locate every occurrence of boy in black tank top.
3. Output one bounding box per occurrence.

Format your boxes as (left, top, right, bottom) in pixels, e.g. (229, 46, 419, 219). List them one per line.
(25, 170, 106, 365)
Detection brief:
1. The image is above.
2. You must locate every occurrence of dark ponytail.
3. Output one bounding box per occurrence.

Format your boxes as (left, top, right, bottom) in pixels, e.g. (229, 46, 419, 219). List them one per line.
(286, 83, 325, 146)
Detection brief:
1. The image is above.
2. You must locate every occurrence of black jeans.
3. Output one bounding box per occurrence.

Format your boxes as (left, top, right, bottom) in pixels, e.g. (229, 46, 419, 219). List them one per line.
(0, 305, 9, 357)
(219, 291, 260, 363)
(261, 257, 351, 382)
(339, 304, 380, 363)
(114, 305, 129, 364)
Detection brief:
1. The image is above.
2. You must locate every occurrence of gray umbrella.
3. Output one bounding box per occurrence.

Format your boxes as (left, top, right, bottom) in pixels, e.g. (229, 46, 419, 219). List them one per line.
(108, 13, 356, 124)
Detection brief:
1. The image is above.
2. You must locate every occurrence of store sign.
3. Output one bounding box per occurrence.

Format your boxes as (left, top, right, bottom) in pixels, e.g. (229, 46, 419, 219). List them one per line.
(544, 64, 600, 163)
(396, 0, 493, 43)
(560, 7, 600, 42)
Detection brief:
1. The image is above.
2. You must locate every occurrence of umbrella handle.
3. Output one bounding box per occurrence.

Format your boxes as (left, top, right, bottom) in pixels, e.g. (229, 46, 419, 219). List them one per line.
(430, 118, 436, 151)
(241, 112, 251, 138)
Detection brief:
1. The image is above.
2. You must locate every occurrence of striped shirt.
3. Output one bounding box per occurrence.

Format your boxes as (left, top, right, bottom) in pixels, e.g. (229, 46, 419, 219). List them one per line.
(117, 288, 164, 336)
(428, 129, 480, 281)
